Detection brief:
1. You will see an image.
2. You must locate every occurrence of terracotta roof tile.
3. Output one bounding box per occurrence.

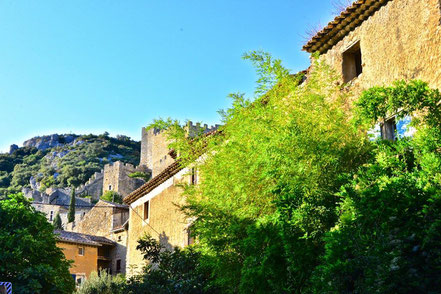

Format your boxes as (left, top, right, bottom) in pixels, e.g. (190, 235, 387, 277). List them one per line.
(123, 161, 184, 205)
(303, 0, 391, 54)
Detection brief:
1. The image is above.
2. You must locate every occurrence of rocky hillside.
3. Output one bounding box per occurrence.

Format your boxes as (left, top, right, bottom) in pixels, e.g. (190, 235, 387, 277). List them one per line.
(0, 133, 140, 196)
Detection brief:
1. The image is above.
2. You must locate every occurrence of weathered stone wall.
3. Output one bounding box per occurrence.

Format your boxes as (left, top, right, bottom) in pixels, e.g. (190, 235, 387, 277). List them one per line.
(73, 201, 114, 236)
(109, 230, 128, 274)
(126, 169, 191, 277)
(57, 241, 98, 278)
(76, 171, 104, 200)
(102, 161, 146, 197)
(139, 128, 173, 177)
(320, 0, 441, 94)
(72, 200, 129, 274)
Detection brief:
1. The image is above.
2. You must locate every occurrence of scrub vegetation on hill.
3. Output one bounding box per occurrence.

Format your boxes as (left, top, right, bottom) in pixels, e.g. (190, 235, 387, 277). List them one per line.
(0, 133, 140, 196)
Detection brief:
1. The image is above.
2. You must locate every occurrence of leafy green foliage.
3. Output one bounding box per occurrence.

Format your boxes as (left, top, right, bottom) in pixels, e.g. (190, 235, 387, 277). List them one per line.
(76, 270, 126, 294)
(310, 80, 441, 293)
(101, 190, 123, 204)
(53, 212, 63, 230)
(0, 194, 75, 293)
(68, 188, 76, 223)
(129, 171, 151, 182)
(0, 134, 140, 196)
(156, 52, 370, 293)
(126, 234, 218, 294)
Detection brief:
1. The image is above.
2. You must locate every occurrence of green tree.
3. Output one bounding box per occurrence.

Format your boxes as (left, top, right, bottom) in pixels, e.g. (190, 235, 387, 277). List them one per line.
(53, 212, 63, 230)
(77, 270, 126, 294)
(0, 193, 75, 293)
(311, 81, 441, 293)
(154, 53, 369, 293)
(126, 234, 218, 294)
(67, 187, 75, 223)
(101, 190, 123, 204)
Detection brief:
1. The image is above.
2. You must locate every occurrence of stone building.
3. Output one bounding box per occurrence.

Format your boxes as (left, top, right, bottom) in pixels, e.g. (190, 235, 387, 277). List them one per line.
(140, 122, 219, 178)
(303, 0, 441, 138)
(55, 230, 115, 286)
(26, 187, 92, 228)
(102, 161, 147, 198)
(303, 0, 441, 92)
(124, 124, 217, 277)
(72, 200, 129, 275)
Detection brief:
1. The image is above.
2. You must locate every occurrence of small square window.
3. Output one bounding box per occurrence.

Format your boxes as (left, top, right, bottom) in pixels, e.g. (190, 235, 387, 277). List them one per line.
(144, 201, 150, 221)
(78, 247, 85, 256)
(342, 41, 363, 83)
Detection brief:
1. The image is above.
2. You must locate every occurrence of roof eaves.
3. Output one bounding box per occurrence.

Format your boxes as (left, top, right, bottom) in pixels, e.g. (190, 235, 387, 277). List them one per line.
(303, 0, 391, 54)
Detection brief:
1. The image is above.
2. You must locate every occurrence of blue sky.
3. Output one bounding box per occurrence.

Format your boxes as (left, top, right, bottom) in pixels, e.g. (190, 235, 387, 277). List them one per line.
(0, 0, 339, 152)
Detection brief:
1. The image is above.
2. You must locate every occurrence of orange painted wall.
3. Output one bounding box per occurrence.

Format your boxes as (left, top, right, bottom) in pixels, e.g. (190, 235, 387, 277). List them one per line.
(57, 241, 98, 278)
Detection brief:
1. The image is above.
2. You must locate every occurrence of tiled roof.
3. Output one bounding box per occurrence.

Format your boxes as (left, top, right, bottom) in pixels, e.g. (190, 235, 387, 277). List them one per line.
(99, 199, 129, 209)
(303, 0, 391, 53)
(54, 230, 115, 246)
(123, 161, 184, 205)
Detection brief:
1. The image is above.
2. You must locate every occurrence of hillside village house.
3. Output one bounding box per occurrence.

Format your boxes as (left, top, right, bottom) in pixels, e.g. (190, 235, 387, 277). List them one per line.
(54, 230, 115, 286)
(303, 0, 441, 138)
(123, 124, 216, 277)
(72, 199, 129, 275)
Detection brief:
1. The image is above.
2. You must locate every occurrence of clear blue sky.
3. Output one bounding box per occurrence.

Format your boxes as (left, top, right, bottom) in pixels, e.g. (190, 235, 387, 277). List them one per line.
(0, 0, 338, 152)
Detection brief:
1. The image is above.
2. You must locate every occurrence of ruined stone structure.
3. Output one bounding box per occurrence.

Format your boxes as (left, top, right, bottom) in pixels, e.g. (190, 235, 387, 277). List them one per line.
(303, 0, 441, 93)
(102, 161, 147, 198)
(25, 187, 92, 227)
(140, 122, 219, 177)
(75, 170, 104, 200)
(72, 200, 129, 275)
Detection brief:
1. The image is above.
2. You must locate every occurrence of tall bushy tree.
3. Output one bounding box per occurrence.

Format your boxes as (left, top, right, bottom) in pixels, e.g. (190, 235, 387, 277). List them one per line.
(157, 53, 370, 293)
(0, 194, 74, 293)
(67, 187, 75, 223)
(53, 212, 62, 230)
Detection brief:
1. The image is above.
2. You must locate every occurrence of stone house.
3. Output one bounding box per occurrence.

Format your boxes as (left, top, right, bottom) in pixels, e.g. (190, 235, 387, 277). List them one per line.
(123, 124, 217, 277)
(27, 187, 92, 228)
(72, 199, 129, 275)
(54, 230, 115, 286)
(303, 0, 441, 138)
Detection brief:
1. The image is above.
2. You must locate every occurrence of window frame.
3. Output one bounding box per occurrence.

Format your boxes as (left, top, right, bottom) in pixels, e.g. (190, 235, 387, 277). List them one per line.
(143, 200, 150, 221)
(342, 41, 363, 83)
(78, 246, 85, 256)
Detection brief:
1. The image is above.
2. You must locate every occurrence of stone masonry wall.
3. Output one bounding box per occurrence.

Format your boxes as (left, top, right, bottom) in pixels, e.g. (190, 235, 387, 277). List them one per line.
(73, 200, 129, 275)
(126, 170, 190, 277)
(320, 0, 441, 94)
(102, 161, 146, 197)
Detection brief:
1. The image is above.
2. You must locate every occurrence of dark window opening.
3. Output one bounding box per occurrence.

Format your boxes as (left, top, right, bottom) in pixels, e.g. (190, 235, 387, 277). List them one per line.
(191, 168, 197, 185)
(116, 259, 121, 273)
(187, 226, 195, 246)
(381, 117, 397, 140)
(144, 201, 149, 220)
(342, 41, 363, 82)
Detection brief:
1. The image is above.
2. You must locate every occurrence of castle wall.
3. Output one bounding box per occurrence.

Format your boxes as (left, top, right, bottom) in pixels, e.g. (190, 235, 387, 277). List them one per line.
(103, 161, 146, 197)
(320, 0, 441, 93)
